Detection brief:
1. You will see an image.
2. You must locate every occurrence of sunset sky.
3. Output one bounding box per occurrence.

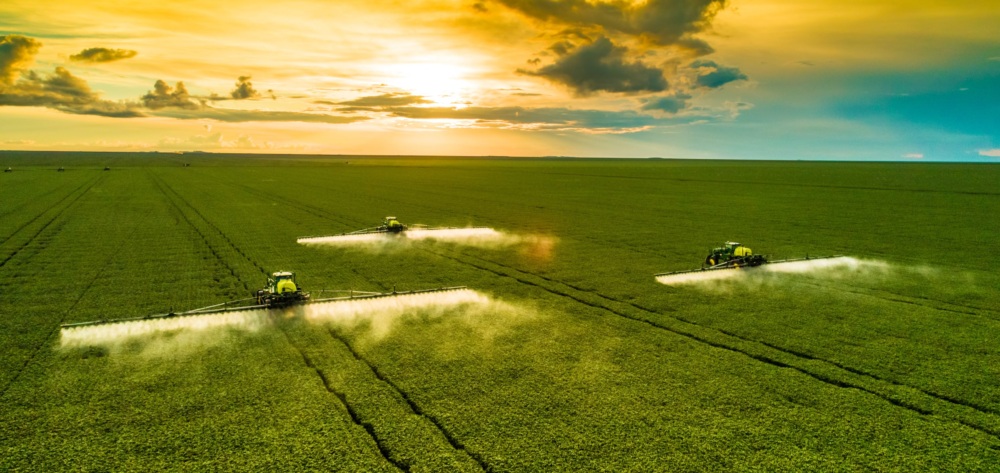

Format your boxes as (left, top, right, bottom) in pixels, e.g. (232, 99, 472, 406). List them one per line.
(1, 0, 997, 160)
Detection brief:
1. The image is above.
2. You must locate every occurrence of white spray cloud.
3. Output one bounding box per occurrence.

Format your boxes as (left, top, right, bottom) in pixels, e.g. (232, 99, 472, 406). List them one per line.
(763, 256, 886, 274)
(299, 227, 533, 247)
(297, 227, 558, 260)
(655, 256, 887, 286)
(655, 268, 744, 285)
(404, 227, 506, 243)
(297, 232, 389, 245)
(302, 288, 519, 343)
(60, 309, 270, 349)
(57, 289, 508, 355)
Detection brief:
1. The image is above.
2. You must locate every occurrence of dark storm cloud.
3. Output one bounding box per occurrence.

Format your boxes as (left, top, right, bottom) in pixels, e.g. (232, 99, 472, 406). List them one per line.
(520, 36, 667, 95)
(548, 41, 575, 56)
(328, 92, 432, 107)
(641, 92, 692, 113)
(691, 59, 747, 88)
(141, 80, 199, 109)
(230, 75, 260, 99)
(489, 0, 739, 108)
(69, 47, 138, 63)
(494, 0, 727, 48)
(0, 34, 41, 86)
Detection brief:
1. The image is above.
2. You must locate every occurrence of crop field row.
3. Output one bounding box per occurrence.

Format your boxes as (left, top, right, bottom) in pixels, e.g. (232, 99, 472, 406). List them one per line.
(0, 173, 101, 271)
(1, 169, 404, 470)
(143, 163, 1000, 467)
(1, 154, 999, 470)
(148, 169, 481, 470)
(197, 160, 993, 418)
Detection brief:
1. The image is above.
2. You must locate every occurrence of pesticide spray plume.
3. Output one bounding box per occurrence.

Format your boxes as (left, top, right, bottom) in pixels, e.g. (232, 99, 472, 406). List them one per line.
(59, 309, 270, 350)
(297, 233, 388, 245)
(302, 288, 491, 340)
(762, 256, 876, 273)
(298, 227, 558, 260)
(656, 256, 884, 286)
(299, 227, 546, 248)
(404, 227, 504, 243)
(656, 269, 743, 285)
(58, 288, 497, 355)
(296, 227, 511, 246)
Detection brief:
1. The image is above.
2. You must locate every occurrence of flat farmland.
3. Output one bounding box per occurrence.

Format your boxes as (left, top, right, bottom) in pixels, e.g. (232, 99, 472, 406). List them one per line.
(2, 152, 999, 471)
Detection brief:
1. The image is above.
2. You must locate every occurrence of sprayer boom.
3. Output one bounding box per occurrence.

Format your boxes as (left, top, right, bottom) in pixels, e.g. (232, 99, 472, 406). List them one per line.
(655, 255, 843, 278)
(60, 286, 469, 331)
(297, 215, 493, 242)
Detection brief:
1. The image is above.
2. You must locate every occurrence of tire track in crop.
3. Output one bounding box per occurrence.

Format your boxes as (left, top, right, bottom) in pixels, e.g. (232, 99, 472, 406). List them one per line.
(229, 183, 406, 289)
(430, 241, 1000, 434)
(328, 328, 490, 472)
(427, 247, 1000, 438)
(0, 174, 96, 246)
(0, 200, 134, 400)
(0, 174, 103, 271)
(749, 336, 1000, 417)
(242, 173, 993, 317)
(152, 175, 268, 279)
(228, 181, 990, 419)
(0, 177, 72, 224)
(795, 277, 1000, 319)
(153, 174, 405, 467)
(462, 248, 1000, 416)
(228, 183, 491, 469)
(155, 173, 483, 470)
(278, 329, 409, 473)
(223, 178, 1000, 435)
(218, 179, 1000, 437)
(765, 278, 1000, 417)
(151, 174, 255, 293)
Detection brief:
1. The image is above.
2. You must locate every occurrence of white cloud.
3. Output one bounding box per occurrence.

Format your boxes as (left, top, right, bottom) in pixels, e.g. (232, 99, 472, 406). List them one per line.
(978, 149, 1000, 157)
(902, 153, 923, 159)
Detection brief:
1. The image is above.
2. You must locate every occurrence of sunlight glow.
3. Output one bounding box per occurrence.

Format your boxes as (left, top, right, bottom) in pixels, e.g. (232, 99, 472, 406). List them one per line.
(377, 59, 477, 106)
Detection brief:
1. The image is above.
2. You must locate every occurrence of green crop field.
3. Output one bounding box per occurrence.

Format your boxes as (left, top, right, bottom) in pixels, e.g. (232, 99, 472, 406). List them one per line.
(1, 151, 999, 471)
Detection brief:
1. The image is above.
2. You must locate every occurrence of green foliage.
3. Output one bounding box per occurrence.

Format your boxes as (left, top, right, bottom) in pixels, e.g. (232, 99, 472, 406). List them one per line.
(2, 154, 999, 470)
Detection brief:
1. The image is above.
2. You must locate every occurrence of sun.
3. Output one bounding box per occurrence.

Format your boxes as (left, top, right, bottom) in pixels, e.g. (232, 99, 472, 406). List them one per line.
(378, 58, 477, 107)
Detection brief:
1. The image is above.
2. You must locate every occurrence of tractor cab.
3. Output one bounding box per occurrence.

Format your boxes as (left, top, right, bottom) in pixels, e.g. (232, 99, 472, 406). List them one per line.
(726, 241, 753, 256)
(256, 271, 309, 306)
(270, 271, 298, 294)
(382, 216, 406, 233)
(706, 241, 764, 268)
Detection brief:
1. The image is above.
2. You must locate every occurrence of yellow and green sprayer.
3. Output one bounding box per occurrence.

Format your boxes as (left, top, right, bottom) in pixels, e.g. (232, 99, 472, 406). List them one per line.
(655, 241, 845, 285)
(297, 215, 496, 245)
